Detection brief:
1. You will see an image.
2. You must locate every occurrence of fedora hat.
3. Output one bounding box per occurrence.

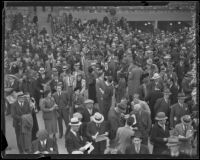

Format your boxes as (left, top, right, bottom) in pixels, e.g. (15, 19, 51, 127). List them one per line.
(163, 89, 172, 95)
(84, 99, 94, 104)
(155, 112, 168, 121)
(131, 131, 142, 140)
(38, 67, 45, 73)
(177, 93, 186, 99)
(92, 112, 104, 124)
(117, 102, 127, 112)
(36, 129, 49, 140)
(73, 112, 83, 120)
(152, 73, 160, 80)
(166, 137, 181, 147)
(69, 117, 82, 126)
(62, 65, 68, 70)
(181, 115, 192, 124)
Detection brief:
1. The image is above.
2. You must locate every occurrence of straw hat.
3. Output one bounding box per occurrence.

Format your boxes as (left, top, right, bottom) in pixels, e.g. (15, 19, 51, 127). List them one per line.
(164, 54, 171, 59)
(73, 112, 83, 120)
(38, 67, 45, 73)
(92, 112, 104, 124)
(84, 99, 94, 104)
(152, 73, 160, 80)
(155, 112, 168, 121)
(69, 117, 82, 126)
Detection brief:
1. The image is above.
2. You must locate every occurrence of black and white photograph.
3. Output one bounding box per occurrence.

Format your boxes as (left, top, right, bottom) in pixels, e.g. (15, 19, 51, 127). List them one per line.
(2, 1, 199, 158)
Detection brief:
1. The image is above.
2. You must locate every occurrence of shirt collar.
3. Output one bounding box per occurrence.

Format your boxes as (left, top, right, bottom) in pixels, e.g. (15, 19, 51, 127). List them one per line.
(40, 139, 47, 145)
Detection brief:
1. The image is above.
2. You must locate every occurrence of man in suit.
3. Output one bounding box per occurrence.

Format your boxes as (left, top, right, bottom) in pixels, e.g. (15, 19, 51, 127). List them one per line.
(145, 84, 163, 123)
(125, 131, 149, 154)
(130, 103, 151, 145)
(115, 116, 136, 154)
(181, 72, 193, 98)
(173, 115, 194, 155)
(108, 102, 127, 144)
(65, 117, 89, 154)
(170, 93, 190, 129)
(169, 77, 179, 105)
(11, 92, 32, 154)
(53, 84, 70, 138)
(150, 112, 170, 155)
(86, 112, 109, 154)
(154, 89, 171, 125)
(32, 129, 58, 154)
(79, 99, 99, 123)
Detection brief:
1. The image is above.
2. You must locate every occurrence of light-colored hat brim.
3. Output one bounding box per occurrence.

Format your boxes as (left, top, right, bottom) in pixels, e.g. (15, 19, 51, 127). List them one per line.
(69, 122, 82, 126)
(92, 116, 104, 124)
(155, 117, 168, 120)
(166, 142, 181, 147)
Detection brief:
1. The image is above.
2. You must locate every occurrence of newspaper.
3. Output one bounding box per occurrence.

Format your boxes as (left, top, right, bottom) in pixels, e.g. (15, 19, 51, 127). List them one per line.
(95, 133, 108, 142)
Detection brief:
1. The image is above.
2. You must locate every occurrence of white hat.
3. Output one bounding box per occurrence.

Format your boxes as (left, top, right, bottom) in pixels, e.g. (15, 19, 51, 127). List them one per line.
(69, 117, 82, 126)
(73, 112, 83, 120)
(164, 54, 171, 59)
(152, 73, 160, 79)
(84, 99, 94, 104)
(92, 112, 104, 124)
(38, 67, 45, 73)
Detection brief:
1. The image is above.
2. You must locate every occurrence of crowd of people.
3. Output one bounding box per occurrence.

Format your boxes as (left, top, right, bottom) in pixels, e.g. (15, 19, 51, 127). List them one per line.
(4, 10, 198, 157)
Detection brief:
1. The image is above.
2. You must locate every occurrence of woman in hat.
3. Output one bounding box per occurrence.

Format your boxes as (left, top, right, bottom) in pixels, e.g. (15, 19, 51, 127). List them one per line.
(86, 112, 109, 154)
(32, 129, 58, 154)
(150, 112, 170, 155)
(173, 115, 194, 156)
(170, 93, 190, 129)
(125, 131, 149, 154)
(40, 88, 58, 139)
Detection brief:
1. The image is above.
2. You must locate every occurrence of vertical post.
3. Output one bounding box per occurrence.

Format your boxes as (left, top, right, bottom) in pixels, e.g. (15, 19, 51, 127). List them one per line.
(154, 20, 158, 30)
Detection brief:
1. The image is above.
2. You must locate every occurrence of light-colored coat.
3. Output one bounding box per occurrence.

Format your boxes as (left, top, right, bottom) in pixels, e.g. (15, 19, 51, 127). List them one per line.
(174, 123, 194, 153)
(115, 126, 135, 154)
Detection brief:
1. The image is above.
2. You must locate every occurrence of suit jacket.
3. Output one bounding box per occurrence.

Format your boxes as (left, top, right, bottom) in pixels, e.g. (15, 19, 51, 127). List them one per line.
(115, 126, 135, 154)
(79, 106, 99, 123)
(11, 100, 32, 128)
(125, 144, 149, 154)
(9, 80, 20, 92)
(169, 84, 179, 105)
(108, 107, 124, 140)
(130, 110, 152, 138)
(174, 123, 194, 152)
(53, 91, 69, 109)
(86, 121, 108, 154)
(145, 89, 163, 110)
(170, 103, 190, 128)
(150, 123, 170, 153)
(154, 98, 171, 119)
(31, 138, 58, 154)
(65, 130, 86, 154)
(182, 78, 193, 96)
